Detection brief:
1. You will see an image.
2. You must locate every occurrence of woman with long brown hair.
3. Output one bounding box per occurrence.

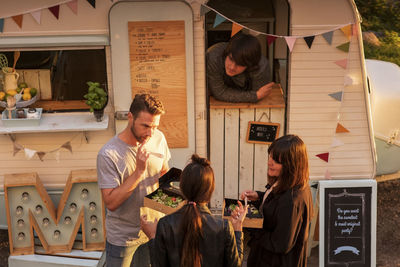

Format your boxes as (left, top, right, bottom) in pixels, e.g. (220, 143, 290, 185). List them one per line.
(141, 154, 247, 267)
(240, 134, 313, 267)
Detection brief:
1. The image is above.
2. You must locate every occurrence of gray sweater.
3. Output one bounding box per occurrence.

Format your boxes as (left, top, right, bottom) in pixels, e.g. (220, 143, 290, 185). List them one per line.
(206, 42, 271, 103)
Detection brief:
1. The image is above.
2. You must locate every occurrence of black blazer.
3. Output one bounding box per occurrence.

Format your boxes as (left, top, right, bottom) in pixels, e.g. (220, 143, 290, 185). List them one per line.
(149, 204, 243, 267)
(247, 185, 313, 267)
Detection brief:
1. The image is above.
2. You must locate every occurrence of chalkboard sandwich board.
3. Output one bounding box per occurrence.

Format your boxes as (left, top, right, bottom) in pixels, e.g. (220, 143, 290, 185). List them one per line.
(223, 198, 263, 228)
(144, 167, 186, 214)
(246, 121, 280, 145)
(319, 180, 377, 267)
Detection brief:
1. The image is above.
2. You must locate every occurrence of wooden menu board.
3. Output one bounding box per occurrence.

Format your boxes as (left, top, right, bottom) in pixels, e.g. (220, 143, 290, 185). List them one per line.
(128, 21, 187, 148)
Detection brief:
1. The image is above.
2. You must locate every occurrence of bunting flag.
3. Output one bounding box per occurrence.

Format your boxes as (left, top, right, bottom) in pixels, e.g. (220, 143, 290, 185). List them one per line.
(48, 5, 60, 19)
(231, 23, 243, 37)
(267, 35, 277, 46)
(12, 15, 23, 28)
(325, 169, 331, 179)
(284, 36, 297, 52)
(352, 24, 358, 36)
(9, 134, 77, 161)
(0, 19, 4, 33)
(329, 91, 343, 101)
(213, 14, 226, 28)
(31, 10, 42, 24)
(344, 75, 354, 86)
(334, 59, 348, 69)
(341, 25, 352, 39)
(67, 0, 78, 15)
(200, 5, 211, 16)
(304, 36, 315, 49)
(336, 123, 350, 133)
(248, 30, 260, 36)
(322, 31, 334, 45)
(86, 0, 96, 8)
(331, 138, 344, 147)
(316, 152, 329, 162)
(24, 148, 36, 160)
(37, 152, 46, 161)
(336, 42, 350, 52)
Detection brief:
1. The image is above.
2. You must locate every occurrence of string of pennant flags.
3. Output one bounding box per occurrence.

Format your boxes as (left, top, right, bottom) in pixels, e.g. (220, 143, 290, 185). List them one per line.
(200, 3, 356, 52)
(0, 0, 115, 32)
(8, 133, 83, 162)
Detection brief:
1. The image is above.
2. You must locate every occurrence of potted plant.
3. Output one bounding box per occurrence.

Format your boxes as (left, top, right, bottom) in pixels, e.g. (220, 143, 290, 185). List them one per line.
(83, 81, 108, 122)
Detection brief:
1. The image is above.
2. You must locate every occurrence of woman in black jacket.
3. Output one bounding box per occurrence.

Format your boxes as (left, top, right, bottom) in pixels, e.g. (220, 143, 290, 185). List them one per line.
(241, 135, 313, 267)
(141, 154, 247, 267)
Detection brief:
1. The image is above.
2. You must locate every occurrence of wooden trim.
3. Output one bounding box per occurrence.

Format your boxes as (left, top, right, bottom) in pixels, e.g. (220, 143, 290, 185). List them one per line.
(209, 84, 285, 109)
(31, 100, 89, 111)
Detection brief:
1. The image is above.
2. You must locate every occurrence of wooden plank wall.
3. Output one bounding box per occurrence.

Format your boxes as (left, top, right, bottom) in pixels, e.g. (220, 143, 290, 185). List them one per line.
(210, 107, 284, 209)
(288, 26, 374, 180)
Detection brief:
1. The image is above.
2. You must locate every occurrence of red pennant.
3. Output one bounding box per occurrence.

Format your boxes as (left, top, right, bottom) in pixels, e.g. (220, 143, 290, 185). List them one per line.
(12, 15, 23, 28)
(316, 152, 329, 162)
(336, 123, 350, 133)
(48, 5, 60, 19)
(231, 23, 243, 37)
(267, 35, 277, 46)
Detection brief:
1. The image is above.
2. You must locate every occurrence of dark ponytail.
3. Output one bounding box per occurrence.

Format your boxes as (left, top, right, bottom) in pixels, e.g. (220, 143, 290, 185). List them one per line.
(179, 154, 215, 267)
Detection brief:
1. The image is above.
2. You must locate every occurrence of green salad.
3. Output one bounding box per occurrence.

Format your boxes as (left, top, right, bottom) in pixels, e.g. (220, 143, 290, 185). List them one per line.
(151, 189, 183, 208)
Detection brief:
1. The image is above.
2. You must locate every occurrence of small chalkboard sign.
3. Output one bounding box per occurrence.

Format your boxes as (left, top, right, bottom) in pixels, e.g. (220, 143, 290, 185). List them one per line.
(320, 180, 377, 267)
(246, 121, 280, 145)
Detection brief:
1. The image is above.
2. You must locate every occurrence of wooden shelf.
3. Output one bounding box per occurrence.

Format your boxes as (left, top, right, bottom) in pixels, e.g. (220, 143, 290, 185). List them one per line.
(209, 84, 285, 109)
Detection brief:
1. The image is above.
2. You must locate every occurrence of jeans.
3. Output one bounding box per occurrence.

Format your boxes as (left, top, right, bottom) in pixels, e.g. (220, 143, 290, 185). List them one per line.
(105, 237, 150, 267)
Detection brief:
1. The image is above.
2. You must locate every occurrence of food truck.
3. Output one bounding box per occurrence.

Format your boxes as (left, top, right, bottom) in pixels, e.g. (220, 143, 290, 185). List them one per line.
(0, 0, 379, 266)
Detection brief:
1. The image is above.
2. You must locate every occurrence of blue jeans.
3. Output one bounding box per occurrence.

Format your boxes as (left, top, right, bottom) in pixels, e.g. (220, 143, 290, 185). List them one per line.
(106, 241, 151, 267)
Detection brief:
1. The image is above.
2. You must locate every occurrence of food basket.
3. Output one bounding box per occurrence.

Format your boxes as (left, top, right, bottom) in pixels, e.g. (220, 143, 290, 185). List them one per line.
(144, 167, 186, 214)
(1, 108, 42, 127)
(0, 94, 37, 108)
(223, 198, 263, 228)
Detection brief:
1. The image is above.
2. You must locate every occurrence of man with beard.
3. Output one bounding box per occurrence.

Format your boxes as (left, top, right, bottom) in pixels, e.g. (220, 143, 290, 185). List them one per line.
(97, 94, 170, 267)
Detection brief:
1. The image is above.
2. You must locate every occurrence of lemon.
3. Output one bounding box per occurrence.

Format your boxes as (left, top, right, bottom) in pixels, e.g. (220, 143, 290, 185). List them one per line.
(22, 93, 32, 101)
(24, 87, 31, 94)
(0, 91, 5, 101)
(6, 89, 18, 96)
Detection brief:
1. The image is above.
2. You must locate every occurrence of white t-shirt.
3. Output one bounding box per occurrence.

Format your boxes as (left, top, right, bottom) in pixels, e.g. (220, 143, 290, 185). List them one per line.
(97, 129, 171, 246)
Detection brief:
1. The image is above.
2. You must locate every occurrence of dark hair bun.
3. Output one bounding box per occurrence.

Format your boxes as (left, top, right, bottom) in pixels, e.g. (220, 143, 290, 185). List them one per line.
(191, 154, 210, 167)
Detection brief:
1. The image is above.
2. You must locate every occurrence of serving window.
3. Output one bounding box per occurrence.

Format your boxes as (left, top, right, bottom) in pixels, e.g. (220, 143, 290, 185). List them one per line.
(0, 47, 107, 112)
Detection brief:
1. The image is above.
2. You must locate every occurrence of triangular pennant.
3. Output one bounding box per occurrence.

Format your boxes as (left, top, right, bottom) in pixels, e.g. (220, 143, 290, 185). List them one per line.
(266, 35, 277, 46)
(344, 75, 353, 86)
(284, 36, 297, 52)
(325, 169, 331, 179)
(48, 5, 60, 19)
(334, 59, 347, 69)
(24, 148, 36, 160)
(329, 91, 343, 101)
(304, 36, 315, 49)
(86, 0, 96, 8)
(336, 42, 350, 52)
(231, 23, 243, 37)
(12, 15, 23, 29)
(213, 14, 226, 28)
(61, 141, 73, 153)
(316, 152, 329, 162)
(13, 143, 23, 156)
(55, 150, 61, 163)
(30, 10, 42, 24)
(200, 5, 211, 16)
(37, 152, 46, 161)
(336, 123, 350, 133)
(67, 0, 78, 15)
(322, 31, 334, 45)
(331, 138, 344, 148)
(0, 18, 4, 33)
(341, 24, 352, 40)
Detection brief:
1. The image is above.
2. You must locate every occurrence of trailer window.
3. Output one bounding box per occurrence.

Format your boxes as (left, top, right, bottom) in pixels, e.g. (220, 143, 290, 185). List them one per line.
(0, 48, 107, 111)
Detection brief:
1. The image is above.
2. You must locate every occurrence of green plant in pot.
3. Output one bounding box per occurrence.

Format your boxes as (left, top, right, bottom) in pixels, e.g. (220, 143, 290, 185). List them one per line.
(84, 81, 108, 122)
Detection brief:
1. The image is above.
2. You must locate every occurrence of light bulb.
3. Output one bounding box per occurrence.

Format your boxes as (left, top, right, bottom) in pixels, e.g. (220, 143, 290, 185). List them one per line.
(81, 189, 89, 200)
(89, 202, 96, 212)
(53, 230, 61, 240)
(43, 218, 50, 227)
(17, 232, 25, 241)
(17, 219, 24, 228)
(69, 203, 77, 213)
(90, 228, 98, 239)
(16, 206, 23, 216)
(90, 215, 97, 225)
(21, 192, 30, 202)
(64, 216, 72, 225)
(35, 205, 43, 215)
